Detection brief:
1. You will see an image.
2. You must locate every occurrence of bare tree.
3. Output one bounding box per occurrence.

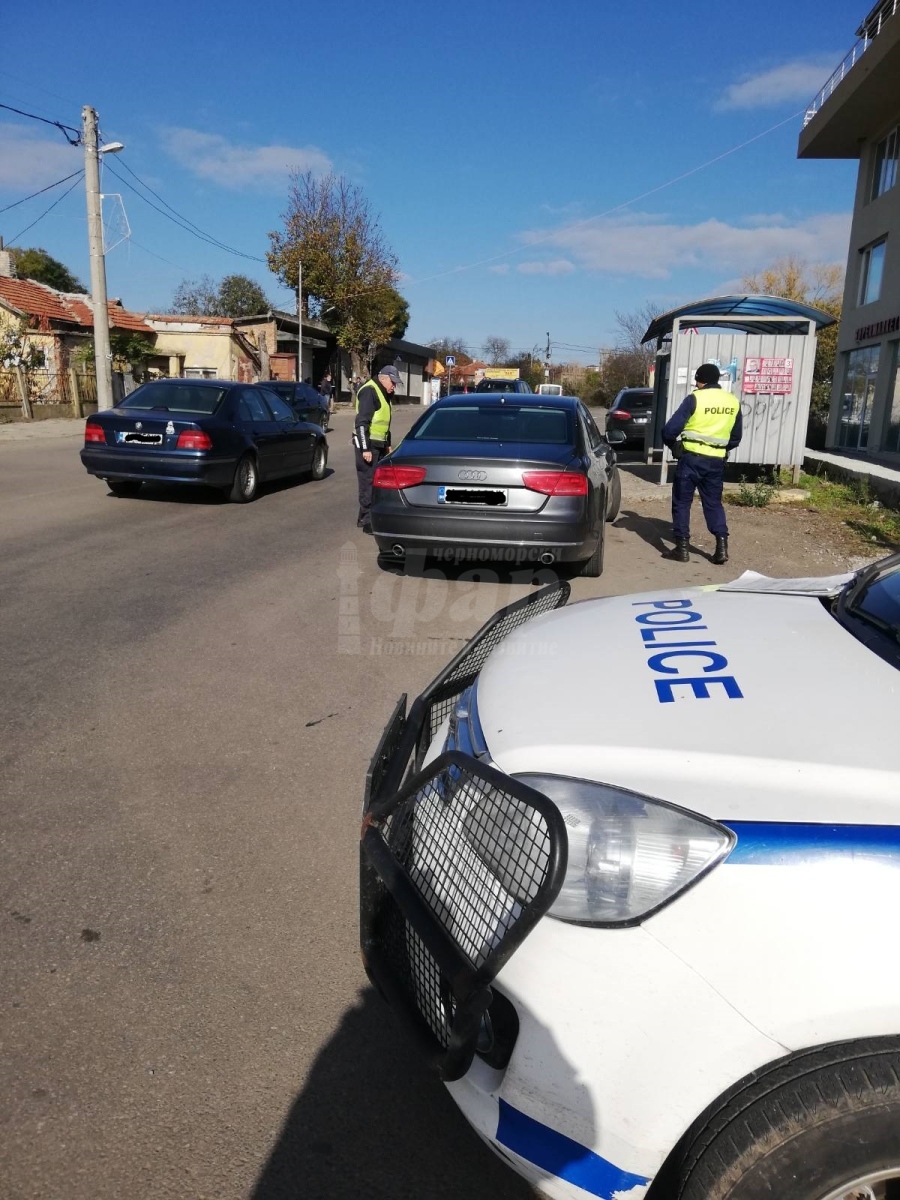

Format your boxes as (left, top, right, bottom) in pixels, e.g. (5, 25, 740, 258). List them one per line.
(482, 335, 512, 365)
(268, 171, 400, 377)
(171, 275, 220, 316)
(427, 337, 472, 365)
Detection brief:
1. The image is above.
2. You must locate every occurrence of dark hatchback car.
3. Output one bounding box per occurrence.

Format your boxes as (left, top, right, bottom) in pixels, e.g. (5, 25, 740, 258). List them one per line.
(370, 393, 624, 576)
(80, 378, 328, 502)
(258, 380, 329, 428)
(607, 387, 653, 445)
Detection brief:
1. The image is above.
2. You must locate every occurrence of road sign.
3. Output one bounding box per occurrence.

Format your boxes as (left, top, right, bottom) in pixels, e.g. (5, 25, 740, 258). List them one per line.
(445, 355, 456, 367)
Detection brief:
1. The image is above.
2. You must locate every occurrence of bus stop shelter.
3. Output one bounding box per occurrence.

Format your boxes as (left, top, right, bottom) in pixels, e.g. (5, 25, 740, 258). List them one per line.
(641, 295, 836, 484)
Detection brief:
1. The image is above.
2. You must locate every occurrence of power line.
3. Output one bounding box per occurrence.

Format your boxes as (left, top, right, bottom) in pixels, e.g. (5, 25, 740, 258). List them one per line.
(0, 100, 80, 145)
(405, 108, 806, 287)
(102, 160, 266, 263)
(7, 174, 84, 247)
(0, 169, 84, 215)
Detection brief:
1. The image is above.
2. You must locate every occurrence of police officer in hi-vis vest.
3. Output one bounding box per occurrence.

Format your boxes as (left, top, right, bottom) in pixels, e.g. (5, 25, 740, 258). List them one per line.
(353, 364, 400, 533)
(662, 362, 743, 565)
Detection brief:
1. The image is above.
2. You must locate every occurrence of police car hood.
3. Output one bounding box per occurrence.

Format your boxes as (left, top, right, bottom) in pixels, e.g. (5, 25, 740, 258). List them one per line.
(475, 584, 900, 825)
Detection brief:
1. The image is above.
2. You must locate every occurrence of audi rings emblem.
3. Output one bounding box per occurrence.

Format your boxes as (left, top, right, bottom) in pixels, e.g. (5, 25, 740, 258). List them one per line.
(458, 469, 487, 481)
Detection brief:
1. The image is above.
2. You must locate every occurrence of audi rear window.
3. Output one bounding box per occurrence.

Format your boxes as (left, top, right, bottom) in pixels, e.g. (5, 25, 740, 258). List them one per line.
(411, 405, 573, 445)
(119, 383, 227, 414)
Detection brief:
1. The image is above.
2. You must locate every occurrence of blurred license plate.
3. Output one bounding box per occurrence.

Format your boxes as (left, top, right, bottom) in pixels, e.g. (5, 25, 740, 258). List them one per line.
(438, 486, 507, 506)
(118, 432, 163, 445)
(634, 417, 648, 424)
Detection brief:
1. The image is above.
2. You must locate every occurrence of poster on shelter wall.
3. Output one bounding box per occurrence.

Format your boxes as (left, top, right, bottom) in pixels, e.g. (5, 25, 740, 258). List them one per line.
(743, 356, 794, 394)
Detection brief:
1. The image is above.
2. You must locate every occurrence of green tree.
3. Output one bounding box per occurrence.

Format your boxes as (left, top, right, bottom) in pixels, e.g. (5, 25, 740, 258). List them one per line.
(383, 288, 410, 339)
(11, 247, 86, 293)
(267, 170, 400, 376)
(170, 274, 270, 318)
(75, 331, 157, 380)
(741, 257, 843, 415)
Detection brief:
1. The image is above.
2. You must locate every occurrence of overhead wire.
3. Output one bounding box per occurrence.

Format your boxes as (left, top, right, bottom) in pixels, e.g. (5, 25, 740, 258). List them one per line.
(0, 100, 80, 144)
(102, 159, 266, 263)
(7, 174, 84, 246)
(0, 169, 84, 215)
(405, 108, 807, 287)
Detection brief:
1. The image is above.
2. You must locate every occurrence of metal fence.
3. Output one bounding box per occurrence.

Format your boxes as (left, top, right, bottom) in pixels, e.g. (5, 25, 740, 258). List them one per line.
(804, 0, 898, 125)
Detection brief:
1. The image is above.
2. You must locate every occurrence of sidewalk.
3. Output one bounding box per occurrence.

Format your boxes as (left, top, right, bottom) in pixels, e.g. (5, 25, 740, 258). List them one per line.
(804, 446, 900, 508)
(0, 417, 85, 442)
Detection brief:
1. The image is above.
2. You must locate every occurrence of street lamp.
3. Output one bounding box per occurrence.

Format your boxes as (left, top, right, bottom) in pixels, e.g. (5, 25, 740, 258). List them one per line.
(83, 108, 124, 411)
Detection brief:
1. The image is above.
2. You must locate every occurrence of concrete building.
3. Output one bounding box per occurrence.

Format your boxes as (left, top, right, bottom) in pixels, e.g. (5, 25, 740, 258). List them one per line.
(799, 0, 900, 460)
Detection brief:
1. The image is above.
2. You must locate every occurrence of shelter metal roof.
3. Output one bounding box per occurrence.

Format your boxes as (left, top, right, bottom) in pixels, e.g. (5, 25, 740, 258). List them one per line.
(642, 294, 837, 344)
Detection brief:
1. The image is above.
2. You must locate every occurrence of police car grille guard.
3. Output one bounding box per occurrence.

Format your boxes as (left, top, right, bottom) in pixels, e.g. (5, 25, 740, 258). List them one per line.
(362, 579, 572, 814)
(361, 751, 567, 1081)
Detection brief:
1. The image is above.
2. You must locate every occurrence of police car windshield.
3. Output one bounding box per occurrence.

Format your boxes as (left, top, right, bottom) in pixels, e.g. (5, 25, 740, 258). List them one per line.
(847, 560, 900, 641)
(411, 404, 573, 444)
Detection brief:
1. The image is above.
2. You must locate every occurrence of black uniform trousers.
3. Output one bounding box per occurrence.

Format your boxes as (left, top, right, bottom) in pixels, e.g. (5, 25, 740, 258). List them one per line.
(671, 450, 728, 540)
(355, 444, 385, 526)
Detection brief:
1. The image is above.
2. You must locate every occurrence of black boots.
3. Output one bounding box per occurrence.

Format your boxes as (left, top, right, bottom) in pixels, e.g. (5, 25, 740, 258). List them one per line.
(712, 536, 729, 565)
(664, 538, 689, 562)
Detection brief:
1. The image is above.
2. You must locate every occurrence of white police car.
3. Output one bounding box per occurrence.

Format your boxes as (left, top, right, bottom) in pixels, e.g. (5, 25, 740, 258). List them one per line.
(360, 552, 900, 1200)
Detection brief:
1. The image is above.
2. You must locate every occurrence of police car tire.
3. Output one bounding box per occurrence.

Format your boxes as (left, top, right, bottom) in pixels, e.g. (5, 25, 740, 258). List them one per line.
(667, 1037, 900, 1200)
(605, 470, 622, 523)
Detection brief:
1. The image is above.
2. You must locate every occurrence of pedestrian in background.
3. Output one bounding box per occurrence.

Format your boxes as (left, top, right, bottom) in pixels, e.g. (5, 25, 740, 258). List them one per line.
(353, 364, 400, 534)
(319, 372, 334, 418)
(662, 362, 742, 564)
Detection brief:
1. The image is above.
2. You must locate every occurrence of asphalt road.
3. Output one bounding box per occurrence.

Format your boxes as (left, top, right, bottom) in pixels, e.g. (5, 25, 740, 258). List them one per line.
(0, 408, 625, 1200)
(0, 408, 864, 1200)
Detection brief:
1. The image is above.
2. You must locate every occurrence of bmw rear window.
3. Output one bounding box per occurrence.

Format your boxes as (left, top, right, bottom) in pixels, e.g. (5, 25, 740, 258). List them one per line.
(411, 404, 573, 444)
(118, 383, 227, 414)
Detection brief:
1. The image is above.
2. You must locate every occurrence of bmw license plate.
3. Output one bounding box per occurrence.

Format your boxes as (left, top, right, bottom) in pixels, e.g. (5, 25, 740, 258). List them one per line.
(437, 486, 507, 506)
(117, 432, 163, 445)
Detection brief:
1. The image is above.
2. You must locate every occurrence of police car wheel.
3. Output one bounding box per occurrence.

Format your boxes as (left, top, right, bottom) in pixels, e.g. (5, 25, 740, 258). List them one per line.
(668, 1040, 900, 1200)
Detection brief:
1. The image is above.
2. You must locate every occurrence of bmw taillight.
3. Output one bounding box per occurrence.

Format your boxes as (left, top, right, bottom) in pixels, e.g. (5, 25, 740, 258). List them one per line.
(176, 430, 213, 450)
(84, 422, 105, 445)
(610, 410, 631, 419)
(373, 464, 427, 489)
(522, 470, 588, 496)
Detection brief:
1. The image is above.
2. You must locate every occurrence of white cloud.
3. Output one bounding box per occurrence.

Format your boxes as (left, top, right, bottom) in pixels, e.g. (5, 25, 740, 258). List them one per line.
(0, 124, 80, 190)
(716, 56, 839, 110)
(519, 211, 850, 280)
(160, 127, 332, 188)
(518, 259, 576, 276)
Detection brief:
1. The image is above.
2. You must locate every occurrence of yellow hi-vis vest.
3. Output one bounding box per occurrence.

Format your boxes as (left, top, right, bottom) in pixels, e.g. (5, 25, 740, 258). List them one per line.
(680, 388, 741, 458)
(355, 379, 391, 444)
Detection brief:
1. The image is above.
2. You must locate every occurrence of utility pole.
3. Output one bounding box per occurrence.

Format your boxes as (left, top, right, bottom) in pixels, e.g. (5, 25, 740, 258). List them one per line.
(296, 259, 303, 383)
(83, 106, 114, 411)
(545, 331, 551, 383)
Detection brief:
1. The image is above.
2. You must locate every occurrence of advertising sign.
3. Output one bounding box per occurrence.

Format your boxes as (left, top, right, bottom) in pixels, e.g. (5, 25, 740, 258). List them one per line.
(483, 367, 520, 380)
(743, 356, 794, 394)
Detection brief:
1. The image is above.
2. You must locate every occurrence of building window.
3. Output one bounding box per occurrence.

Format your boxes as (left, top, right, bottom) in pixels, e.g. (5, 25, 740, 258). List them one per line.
(839, 345, 880, 450)
(872, 128, 899, 200)
(184, 367, 218, 379)
(884, 344, 900, 454)
(858, 239, 887, 306)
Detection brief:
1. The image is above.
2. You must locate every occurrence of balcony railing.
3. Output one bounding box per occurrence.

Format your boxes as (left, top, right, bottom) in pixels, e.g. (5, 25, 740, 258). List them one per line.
(804, 0, 898, 126)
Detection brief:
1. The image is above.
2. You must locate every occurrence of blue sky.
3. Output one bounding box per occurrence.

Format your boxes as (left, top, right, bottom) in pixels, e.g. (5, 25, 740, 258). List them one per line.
(0, 0, 861, 363)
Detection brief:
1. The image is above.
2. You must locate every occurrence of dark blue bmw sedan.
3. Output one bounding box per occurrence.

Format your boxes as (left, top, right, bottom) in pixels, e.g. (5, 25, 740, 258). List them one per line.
(80, 378, 328, 502)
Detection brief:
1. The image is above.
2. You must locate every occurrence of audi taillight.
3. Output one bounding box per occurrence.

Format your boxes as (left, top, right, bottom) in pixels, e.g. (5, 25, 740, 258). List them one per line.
(522, 470, 588, 496)
(610, 410, 631, 419)
(176, 430, 213, 451)
(84, 422, 105, 445)
(373, 464, 427, 489)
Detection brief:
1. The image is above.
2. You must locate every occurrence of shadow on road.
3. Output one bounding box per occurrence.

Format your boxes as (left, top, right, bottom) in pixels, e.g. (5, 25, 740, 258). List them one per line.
(615, 509, 711, 560)
(250, 988, 535, 1200)
(106, 468, 336, 505)
(376, 554, 575, 587)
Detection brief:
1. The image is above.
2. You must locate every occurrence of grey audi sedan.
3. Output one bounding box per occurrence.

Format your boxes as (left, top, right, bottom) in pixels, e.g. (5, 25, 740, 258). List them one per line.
(370, 394, 623, 576)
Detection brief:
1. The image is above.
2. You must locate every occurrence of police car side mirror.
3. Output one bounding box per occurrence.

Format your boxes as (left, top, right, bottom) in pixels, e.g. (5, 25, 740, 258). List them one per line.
(605, 428, 627, 445)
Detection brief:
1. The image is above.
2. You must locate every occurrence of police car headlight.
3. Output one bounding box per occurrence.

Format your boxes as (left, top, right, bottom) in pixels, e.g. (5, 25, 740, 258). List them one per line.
(516, 774, 734, 925)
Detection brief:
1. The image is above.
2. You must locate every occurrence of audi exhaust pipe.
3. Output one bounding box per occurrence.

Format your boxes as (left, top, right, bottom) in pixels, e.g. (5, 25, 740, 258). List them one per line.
(539, 551, 556, 565)
(391, 544, 406, 559)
